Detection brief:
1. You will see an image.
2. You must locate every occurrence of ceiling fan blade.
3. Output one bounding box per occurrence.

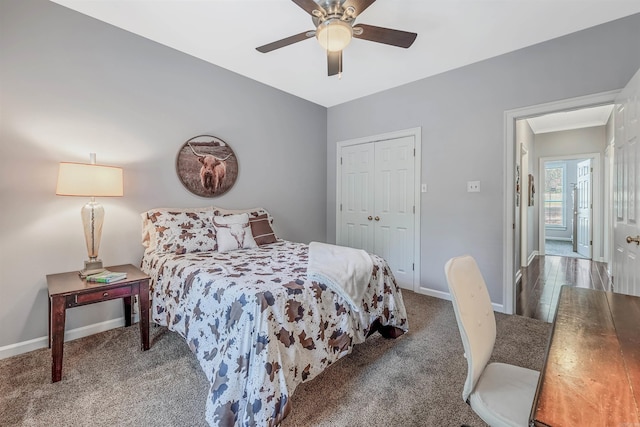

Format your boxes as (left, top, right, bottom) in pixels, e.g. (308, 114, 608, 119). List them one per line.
(292, 0, 326, 16)
(353, 24, 417, 48)
(327, 50, 342, 76)
(342, 0, 377, 17)
(256, 31, 314, 53)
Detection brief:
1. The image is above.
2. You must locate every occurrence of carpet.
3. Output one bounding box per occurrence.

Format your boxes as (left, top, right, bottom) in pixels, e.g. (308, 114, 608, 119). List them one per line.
(0, 291, 550, 426)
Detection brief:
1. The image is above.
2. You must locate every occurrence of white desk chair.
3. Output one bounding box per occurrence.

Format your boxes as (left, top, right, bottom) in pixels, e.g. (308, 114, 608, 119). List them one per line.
(444, 255, 539, 427)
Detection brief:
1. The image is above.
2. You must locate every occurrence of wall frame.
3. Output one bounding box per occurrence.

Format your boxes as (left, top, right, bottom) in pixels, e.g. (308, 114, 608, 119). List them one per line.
(176, 134, 238, 197)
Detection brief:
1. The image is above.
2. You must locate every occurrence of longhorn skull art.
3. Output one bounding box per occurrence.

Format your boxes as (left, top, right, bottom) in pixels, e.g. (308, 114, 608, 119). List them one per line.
(212, 216, 249, 249)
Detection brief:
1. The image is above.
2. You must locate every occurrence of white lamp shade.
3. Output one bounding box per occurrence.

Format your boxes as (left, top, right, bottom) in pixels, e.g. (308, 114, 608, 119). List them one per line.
(56, 162, 123, 197)
(316, 19, 353, 52)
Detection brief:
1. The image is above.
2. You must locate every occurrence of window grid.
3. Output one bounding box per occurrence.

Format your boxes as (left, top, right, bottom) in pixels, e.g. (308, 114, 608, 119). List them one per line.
(545, 165, 565, 227)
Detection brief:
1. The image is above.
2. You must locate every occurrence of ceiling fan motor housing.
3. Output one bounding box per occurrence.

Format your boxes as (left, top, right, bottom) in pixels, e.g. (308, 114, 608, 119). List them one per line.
(312, 0, 355, 27)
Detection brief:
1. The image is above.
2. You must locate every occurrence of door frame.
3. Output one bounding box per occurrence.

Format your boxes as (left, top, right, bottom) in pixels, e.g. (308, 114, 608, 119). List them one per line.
(537, 154, 601, 259)
(502, 90, 619, 314)
(604, 143, 615, 272)
(520, 144, 529, 270)
(335, 127, 422, 292)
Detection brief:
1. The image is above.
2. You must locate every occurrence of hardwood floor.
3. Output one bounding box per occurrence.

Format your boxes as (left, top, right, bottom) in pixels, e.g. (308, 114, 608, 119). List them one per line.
(516, 255, 612, 322)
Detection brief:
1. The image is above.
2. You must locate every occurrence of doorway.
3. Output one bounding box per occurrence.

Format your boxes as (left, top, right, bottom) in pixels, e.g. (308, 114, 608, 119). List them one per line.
(503, 91, 618, 314)
(539, 155, 600, 260)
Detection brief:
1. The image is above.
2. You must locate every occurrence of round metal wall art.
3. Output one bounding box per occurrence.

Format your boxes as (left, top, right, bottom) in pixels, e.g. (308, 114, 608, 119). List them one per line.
(176, 135, 238, 197)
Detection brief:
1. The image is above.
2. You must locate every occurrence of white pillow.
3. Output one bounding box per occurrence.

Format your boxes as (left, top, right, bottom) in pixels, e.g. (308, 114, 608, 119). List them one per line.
(213, 213, 258, 253)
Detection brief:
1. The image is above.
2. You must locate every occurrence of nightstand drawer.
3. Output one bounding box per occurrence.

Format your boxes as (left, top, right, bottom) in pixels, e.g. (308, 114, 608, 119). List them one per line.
(75, 285, 132, 305)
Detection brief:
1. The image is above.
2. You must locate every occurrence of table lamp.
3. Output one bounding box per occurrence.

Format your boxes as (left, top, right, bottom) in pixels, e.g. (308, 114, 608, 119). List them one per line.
(56, 153, 123, 277)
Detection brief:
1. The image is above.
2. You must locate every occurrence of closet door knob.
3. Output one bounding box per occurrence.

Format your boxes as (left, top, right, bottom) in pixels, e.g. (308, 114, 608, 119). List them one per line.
(375, 216, 380, 221)
(627, 235, 640, 245)
(367, 216, 373, 221)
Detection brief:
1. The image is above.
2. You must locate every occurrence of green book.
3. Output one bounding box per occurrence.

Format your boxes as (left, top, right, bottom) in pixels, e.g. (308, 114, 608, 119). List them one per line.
(86, 270, 127, 283)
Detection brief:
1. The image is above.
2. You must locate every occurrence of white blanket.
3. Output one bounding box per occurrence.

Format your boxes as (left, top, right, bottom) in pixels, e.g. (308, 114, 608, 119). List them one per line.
(307, 241, 373, 312)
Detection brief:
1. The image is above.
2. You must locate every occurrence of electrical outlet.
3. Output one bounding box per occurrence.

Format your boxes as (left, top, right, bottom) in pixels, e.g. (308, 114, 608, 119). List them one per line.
(467, 181, 480, 192)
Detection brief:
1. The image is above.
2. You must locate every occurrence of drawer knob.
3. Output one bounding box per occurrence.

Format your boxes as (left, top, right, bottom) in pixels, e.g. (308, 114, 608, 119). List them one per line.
(102, 292, 109, 297)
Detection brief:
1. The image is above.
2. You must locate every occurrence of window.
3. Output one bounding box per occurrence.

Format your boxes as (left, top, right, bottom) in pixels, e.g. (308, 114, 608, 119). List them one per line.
(544, 164, 565, 227)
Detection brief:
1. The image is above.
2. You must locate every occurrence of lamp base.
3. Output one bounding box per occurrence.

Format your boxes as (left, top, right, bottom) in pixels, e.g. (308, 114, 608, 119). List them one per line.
(79, 260, 104, 278)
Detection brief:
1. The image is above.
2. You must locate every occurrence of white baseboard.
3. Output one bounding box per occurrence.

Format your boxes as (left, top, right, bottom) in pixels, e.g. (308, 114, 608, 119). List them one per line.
(416, 287, 450, 300)
(0, 317, 125, 361)
(415, 287, 505, 313)
(514, 270, 522, 285)
(528, 251, 538, 266)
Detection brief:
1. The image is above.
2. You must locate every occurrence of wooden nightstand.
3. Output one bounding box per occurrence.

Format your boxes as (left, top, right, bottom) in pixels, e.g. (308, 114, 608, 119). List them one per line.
(46, 264, 150, 382)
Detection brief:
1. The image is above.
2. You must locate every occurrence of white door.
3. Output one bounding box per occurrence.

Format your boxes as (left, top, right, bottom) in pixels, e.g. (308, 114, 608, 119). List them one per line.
(613, 68, 640, 297)
(374, 137, 415, 286)
(576, 159, 592, 258)
(338, 136, 416, 289)
(340, 143, 375, 253)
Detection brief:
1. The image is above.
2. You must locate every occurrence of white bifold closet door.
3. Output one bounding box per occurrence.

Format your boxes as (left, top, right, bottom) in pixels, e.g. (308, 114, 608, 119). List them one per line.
(338, 136, 415, 289)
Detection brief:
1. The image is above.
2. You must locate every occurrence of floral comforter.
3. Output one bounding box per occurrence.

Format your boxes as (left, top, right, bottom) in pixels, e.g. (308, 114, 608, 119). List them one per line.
(141, 240, 408, 427)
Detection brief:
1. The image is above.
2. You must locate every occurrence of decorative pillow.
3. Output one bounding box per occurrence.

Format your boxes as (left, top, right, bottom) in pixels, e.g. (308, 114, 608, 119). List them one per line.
(141, 207, 213, 250)
(213, 213, 258, 253)
(159, 226, 217, 255)
(213, 206, 275, 225)
(249, 214, 278, 245)
(213, 206, 278, 240)
(153, 211, 216, 254)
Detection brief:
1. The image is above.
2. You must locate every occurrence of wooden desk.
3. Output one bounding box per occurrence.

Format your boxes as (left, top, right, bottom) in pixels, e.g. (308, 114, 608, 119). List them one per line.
(530, 286, 640, 426)
(47, 264, 150, 383)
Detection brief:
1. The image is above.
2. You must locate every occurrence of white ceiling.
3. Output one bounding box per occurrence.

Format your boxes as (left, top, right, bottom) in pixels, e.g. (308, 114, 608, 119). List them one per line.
(527, 104, 615, 134)
(50, 0, 640, 107)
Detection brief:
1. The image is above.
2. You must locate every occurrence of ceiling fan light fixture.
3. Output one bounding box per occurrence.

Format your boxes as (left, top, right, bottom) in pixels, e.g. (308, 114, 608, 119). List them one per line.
(316, 19, 352, 52)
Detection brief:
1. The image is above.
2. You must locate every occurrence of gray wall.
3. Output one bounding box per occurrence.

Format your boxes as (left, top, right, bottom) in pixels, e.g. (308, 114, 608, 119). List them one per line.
(0, 0, 327, 349)
(535, 126, 606, 157)
(327, 14, 640, 303)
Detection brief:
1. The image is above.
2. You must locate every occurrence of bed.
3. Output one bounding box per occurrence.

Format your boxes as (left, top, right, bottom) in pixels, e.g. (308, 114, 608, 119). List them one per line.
(140, 207, 408, 427)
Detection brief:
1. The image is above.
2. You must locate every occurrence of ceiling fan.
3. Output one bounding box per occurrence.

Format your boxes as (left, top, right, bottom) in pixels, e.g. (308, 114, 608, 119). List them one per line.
(256, 0, 417, 77)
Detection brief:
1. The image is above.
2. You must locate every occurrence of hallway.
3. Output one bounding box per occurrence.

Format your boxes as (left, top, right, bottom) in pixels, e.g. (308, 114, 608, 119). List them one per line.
(516, 255, 612, 322)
